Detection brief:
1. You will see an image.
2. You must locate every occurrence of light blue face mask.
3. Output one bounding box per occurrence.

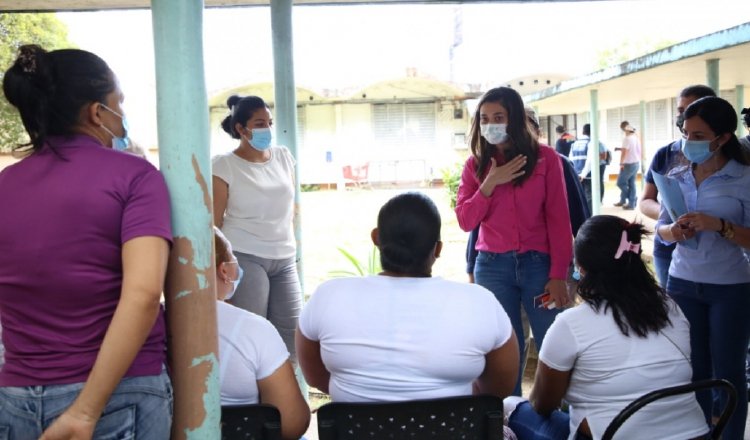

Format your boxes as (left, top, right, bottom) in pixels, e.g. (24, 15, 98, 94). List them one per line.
(99, 103, 130, 151)
(682, 137, 718, 164)
(480, 123, 508, 145)
(225, 265, 244, 301)
(248, 127, 273, 151)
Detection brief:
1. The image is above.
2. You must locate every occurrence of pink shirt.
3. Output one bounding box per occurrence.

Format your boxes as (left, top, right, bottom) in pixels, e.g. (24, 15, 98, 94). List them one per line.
(455, 144, 572, 279)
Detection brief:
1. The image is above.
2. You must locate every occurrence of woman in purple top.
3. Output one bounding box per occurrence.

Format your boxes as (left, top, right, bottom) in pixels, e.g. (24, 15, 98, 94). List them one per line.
(0, 46, 172, 438)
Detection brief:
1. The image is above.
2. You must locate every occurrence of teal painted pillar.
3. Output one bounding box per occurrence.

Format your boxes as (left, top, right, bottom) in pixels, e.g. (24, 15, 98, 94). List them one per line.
(590, 89, 601, 216)
(639, 100, 646, 191)
(706, 59, 719, 94)
(151, 1, 220, 439)
(270, 0, 308, 397)
(271, 0, 303, 292)
(737, 85, 746, 137)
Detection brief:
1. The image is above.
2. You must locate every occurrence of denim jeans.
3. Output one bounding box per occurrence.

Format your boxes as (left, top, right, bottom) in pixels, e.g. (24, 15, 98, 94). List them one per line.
(0, 370, 172, 439)
(616, 162, 639, 208)
(508, 402, 576, 440)
(652, 254, 671, 289)
(474, 250, 560, 396)
(667, 276, 750, 440)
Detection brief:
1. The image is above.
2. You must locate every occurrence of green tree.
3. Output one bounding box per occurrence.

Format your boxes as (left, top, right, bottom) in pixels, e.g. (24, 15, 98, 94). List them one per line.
(0, 13, 72, 152)
(595, 37, 676, 70)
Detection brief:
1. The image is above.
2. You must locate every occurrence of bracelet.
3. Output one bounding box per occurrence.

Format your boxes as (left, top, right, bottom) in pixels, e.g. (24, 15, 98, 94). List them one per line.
(720, 219, 735, 239)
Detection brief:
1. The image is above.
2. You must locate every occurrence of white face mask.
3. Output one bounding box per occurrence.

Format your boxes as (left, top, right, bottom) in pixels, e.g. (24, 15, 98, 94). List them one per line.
(481, 123, 508, 145)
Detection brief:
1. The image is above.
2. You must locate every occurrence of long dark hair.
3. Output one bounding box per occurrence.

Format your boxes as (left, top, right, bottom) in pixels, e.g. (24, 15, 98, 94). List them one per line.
(469, 87, 538, 185)
(377, 192, 441, 277)
(575, 215, 671, 337)
(2, 44, 116, 153)
(220, 95, 269, 139)
(684, 96, 750, 165)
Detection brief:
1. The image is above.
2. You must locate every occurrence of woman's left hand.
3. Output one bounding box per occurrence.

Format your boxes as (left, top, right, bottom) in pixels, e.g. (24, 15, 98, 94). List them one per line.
(678, 212, 722, 233)
(545, 279, 570, 309)
(39, 409, 97, 440)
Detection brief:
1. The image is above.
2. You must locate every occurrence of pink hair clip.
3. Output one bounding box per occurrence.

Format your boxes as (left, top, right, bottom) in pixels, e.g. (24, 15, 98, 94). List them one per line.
(614, 230, 640, 259)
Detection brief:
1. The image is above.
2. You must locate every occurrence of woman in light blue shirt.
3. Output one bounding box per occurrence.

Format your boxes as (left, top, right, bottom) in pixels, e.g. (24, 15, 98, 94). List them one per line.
(656, 96, 750, 440)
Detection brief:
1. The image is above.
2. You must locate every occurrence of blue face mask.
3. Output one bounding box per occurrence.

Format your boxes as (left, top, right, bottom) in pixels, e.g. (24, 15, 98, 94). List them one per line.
(99, 104, 130, 151)
(248, 127, 273, 151)
(225, 265, 243, 301)
(682, 137, 718, 164)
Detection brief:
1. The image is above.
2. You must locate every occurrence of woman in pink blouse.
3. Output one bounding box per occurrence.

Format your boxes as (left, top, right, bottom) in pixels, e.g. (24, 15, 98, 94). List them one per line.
(455, 86, 572, 396)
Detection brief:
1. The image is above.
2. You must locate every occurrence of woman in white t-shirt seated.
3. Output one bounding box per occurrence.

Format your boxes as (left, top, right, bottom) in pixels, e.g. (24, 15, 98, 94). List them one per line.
(214, 227, 310, 440)
(508, 215, 708, 440)
(296, 192, 519, 403)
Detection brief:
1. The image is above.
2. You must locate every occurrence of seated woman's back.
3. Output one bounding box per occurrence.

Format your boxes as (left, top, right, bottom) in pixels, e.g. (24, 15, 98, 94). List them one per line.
(297, 192, 519, 403)
(300, 275, 512, 402)
(542, 300, 702, 438)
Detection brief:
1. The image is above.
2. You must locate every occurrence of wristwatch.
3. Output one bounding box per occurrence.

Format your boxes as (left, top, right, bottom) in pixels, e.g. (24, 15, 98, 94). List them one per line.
(720, 219, 735, 239)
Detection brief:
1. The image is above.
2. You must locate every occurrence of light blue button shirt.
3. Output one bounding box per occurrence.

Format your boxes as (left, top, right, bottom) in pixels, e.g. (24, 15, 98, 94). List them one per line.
(657, 159, 750, 284)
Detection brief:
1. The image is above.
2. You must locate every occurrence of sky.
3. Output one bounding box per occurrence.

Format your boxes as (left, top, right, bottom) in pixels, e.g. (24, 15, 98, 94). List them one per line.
(57, 0, 750, 147)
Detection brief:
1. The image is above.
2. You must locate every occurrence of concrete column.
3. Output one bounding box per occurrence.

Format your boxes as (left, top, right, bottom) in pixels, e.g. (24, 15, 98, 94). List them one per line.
(271, 0, 303, 291)
(639, 100, 646, 191)
(270, 0, 308, 397)
(151, 1, 220, 438)
(736, 84, 746, 137)
(706, 59, 719, 93)
(590, 89, 601, 216)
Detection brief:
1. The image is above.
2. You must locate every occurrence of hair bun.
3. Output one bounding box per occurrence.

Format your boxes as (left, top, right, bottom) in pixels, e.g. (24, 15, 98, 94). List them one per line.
(226, 94, 241, 110)
(17, 44, 46, 75)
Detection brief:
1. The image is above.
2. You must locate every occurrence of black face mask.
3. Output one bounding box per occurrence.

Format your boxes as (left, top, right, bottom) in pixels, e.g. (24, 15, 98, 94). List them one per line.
(675, 114, 685, 131)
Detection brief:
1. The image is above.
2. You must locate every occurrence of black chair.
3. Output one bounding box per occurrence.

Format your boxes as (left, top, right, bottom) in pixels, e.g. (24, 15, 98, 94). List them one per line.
(221, 404, 282, 440)
(316, 394, 504, 439)
(601, 379, 737, 440)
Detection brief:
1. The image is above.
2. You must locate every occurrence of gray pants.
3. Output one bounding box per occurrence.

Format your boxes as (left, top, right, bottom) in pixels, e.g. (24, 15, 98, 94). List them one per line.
(228, 252, 303, 364)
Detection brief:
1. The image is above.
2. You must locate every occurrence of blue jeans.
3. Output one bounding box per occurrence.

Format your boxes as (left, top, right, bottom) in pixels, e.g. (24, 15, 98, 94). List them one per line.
(474, 250, 560, 396)
(616, 162, 639, 208)
(509, 402, 592, 440)
(667, 276, 750, 440)
(0, 370, 173, 439)
(652, 254, 671, 288)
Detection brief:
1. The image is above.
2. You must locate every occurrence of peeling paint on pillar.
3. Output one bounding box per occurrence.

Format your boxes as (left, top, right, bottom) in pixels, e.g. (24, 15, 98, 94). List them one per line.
(152, 0, 220, 437)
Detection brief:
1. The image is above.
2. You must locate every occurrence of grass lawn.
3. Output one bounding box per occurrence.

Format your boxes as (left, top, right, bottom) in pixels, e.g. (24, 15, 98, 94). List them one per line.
(298, 185, 469, 298)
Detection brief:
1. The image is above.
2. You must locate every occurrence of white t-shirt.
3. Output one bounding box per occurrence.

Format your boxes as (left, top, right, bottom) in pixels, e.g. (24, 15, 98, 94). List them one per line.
(217, 301, 289, 406)
(620, 134, 641, 165)
(299, 275, 513, 403)
(212, 147, 296, 259)
(540, 300, 708, 440)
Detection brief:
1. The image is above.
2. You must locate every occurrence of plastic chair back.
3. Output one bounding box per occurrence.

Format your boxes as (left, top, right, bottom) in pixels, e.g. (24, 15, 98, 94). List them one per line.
(221, 404, 282, 440)
(317, 394, 504, 440)
(601, 379, 736, 440)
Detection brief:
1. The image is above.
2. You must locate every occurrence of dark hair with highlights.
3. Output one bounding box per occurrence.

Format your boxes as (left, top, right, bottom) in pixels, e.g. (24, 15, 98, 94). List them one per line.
(2, 44, 116, 153)
(469, 87, 538, 186)
(377, 192, 441, 277)
(220, 95, 269, 139)
(575, 215, 671, 338)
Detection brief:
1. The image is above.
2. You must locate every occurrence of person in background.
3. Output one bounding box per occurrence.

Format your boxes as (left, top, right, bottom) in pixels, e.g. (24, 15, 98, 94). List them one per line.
(212, 95, 302, 365)
(656, 96, 750, 440)
(213, 227, 309, 440)
(569, 123, 608, 210)
(508, 216, 708, 440)
(613, 121, 641, 210)
(0, 45, 172, 438)
(740, 107, 750, 150)
(638, 85, 716, 287)
(297, 192, 519, 404)
(456, 87, 572, 396)
(555, 125, 575, 157)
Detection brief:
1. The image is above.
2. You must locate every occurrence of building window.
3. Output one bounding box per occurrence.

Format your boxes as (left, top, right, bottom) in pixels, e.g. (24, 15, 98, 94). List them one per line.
(372, 102, 436, 148)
